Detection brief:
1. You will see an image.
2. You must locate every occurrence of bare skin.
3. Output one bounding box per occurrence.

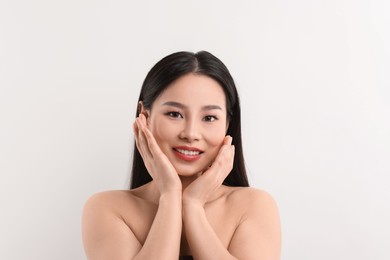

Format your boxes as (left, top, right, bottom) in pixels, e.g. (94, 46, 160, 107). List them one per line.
(82, 74, 281, 260)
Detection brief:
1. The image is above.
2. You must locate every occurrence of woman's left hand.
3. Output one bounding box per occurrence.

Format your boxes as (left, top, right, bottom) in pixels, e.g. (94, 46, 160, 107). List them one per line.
(182, 135, 235, 207)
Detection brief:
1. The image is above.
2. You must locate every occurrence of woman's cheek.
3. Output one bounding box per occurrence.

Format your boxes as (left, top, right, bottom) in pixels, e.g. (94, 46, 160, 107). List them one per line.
(204, 129, 226, 159)
(149, 119, 175, 148)
(207, 125, 227, 146)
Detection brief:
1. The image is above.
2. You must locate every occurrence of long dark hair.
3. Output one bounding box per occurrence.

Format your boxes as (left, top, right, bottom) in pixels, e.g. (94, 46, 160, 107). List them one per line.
(130, 51, 249, 189)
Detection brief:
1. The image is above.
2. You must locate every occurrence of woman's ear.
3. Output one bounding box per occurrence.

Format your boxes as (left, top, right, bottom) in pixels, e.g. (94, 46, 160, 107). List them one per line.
(138, 101, 150, 121)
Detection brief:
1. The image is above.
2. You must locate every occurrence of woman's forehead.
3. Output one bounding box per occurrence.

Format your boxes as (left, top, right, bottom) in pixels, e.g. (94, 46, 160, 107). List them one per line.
(155, 74, 226, 108)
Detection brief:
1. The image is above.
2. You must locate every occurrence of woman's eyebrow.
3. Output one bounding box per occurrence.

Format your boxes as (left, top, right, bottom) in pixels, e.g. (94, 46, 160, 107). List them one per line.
(161, 101, 222, 111)
(162, 101, 186, 109)
(202, 105, 222, 111)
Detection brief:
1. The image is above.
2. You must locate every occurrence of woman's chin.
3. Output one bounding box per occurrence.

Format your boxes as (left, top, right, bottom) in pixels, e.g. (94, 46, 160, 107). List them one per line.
(177, 171, 202, 178)
(171, 160, 212, 178)
(175, 167, 203, 178)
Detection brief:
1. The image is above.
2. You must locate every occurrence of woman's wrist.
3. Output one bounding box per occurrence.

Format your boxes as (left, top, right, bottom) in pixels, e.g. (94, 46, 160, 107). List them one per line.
(159, 190, 182, 204)
(182, 198, 205, 215)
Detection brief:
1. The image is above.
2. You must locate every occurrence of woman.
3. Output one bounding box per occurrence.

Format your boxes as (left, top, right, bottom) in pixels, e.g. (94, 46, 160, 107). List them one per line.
(82, 51, 281, 260)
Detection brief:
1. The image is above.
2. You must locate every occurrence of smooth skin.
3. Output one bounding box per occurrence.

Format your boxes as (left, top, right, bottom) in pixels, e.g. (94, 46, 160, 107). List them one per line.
(82, 74, 281, 260)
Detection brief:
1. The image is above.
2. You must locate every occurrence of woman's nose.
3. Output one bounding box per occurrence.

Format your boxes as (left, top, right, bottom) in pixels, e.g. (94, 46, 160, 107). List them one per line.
(179, 120, 201, 142)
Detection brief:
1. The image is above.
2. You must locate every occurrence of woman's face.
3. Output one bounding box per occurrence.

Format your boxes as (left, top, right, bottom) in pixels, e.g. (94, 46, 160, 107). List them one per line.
(145, 73, 228, 177)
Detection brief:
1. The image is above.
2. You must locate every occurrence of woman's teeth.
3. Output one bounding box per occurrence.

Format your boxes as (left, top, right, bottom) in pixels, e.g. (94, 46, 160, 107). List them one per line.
(176, 149, 201, 156)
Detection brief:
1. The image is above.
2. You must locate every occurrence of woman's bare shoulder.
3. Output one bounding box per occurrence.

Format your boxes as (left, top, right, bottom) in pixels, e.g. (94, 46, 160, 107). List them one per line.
(85, 189, 133, 203)
(225, 187, 281, 259)
(224, 186, 279, 213)
(82, 190, 145, 259)
(83, 189, 147, 215)
(225, 186, 276, 200)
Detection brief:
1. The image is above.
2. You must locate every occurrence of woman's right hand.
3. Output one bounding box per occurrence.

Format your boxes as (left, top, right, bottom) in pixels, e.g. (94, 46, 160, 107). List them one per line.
(133, 114, 182, 194)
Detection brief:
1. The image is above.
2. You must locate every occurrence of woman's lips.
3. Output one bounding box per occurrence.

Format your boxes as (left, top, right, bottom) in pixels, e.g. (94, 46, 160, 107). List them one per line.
(173, 146, 203, 162)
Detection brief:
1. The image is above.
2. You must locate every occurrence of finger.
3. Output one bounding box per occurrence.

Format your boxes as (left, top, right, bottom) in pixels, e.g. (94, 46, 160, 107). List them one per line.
(222, 135, 232, 145)
(134, 120, 148, 160)
(203, 137, 229, 174)
(228, 144, 235, 168)
(216, 136, 231, 159)
(211, 141, 235, 177)
(133, 121, 141, 150)
(137, 114, 166, 158)
(136, 117, 153, 160)
(135, 118, 146, 156)
(224, 136, 234, 164)
(137, 115, 155, 156)
(140, 113, 148, 126)
(143, 124, 165, 158)
(133, 120, 141, 140)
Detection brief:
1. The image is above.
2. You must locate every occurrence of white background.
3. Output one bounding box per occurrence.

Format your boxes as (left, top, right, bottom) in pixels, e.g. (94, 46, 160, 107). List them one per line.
(1, 0, 389, 259)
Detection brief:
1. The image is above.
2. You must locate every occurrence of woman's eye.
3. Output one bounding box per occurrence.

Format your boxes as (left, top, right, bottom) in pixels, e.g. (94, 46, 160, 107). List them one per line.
(203, 115, 217, 122)
(166, 111, 183, 119)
